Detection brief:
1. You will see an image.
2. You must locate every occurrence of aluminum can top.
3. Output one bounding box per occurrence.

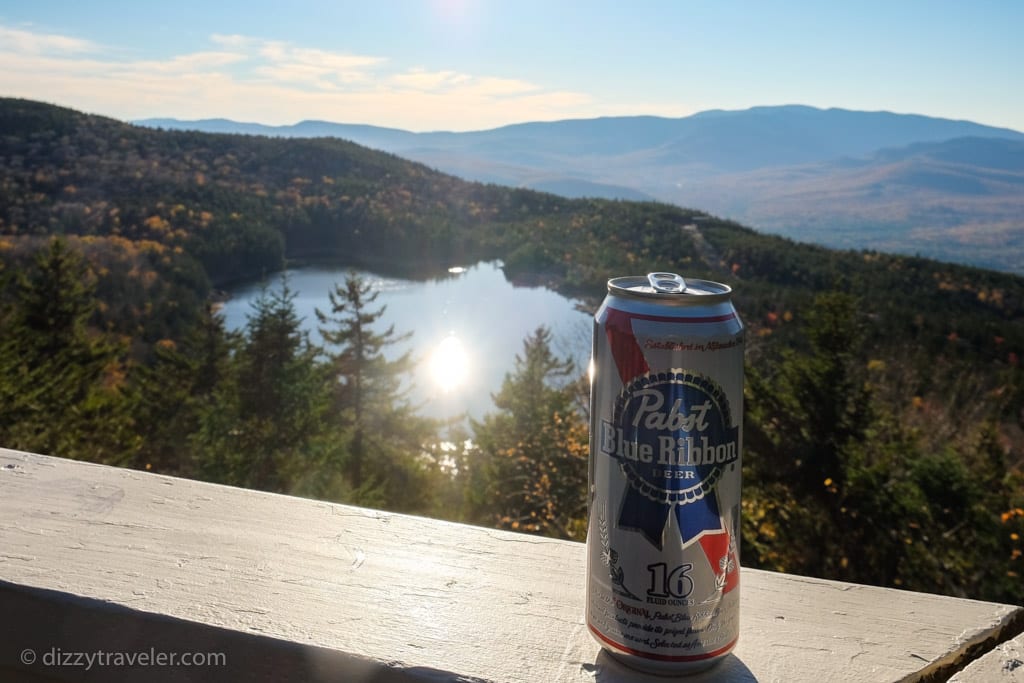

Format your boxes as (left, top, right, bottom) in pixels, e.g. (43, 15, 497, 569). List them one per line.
(608, 273, 733, 306)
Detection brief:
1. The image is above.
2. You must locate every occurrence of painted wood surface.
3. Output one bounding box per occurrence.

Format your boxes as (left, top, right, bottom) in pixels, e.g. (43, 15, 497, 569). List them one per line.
(0, 447, 1021, 682)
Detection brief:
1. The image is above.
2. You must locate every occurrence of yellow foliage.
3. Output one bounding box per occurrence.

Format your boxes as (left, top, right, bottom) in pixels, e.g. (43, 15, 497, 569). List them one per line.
(137, 240, 167, 254)
(102, 361, 126, 392)
(143, 215, 170, 233)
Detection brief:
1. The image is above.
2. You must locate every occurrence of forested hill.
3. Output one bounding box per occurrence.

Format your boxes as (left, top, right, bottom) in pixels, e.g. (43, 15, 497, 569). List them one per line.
(2, 98, 1023, 358)
(2, 98, 1024, 602)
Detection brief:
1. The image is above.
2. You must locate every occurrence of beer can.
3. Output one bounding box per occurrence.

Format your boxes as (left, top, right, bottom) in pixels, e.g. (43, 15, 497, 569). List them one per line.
(586, 272, 744, 674)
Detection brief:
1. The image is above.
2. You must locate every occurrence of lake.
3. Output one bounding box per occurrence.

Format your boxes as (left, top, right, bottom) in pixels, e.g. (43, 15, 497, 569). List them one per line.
(220, 261, 595, 421)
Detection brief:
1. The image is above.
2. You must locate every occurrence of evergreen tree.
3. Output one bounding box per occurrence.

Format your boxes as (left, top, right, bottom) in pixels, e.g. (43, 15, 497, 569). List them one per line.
(754, 292, 873, 495)
(193, 276, 329, 492)
(742, 292, 1023, 603)
(468, 326, 589, 539)
(134, 304, 239, 476)
(0, 238, 136, 463)
(744, 292, 876, 574)
(316, 272, 439, 510)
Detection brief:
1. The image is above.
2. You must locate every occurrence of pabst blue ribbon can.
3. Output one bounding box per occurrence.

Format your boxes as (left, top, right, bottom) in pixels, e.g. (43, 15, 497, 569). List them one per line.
(586, 272, 744, 674)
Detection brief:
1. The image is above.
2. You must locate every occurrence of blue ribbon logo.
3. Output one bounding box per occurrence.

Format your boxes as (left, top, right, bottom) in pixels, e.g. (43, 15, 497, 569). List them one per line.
(600, 370, 739, 550)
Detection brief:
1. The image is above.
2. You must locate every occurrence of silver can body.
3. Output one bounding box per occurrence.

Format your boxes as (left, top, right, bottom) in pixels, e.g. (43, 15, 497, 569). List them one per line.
(586, 274, 744, 674)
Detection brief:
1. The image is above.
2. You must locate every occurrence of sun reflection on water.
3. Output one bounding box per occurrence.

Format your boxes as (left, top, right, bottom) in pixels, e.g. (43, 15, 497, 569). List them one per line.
(428, 334, 471, 393)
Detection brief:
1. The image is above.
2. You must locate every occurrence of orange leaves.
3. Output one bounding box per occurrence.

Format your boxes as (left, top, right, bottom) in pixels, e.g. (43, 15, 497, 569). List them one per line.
(1001, 508, 1024, 524)
(763, 309, 792, 327)
(1005, 510, 1024, 565)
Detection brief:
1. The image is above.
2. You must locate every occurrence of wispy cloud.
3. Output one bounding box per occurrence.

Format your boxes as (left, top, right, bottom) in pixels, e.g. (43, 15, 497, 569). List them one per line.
(125, 52, 249, 75)
(388, 69, 538, 98)
(0, 25, 100, 54)
(209, 33, 253, 49)
(250, 44, 384, 90)
(390, 68, 473, 92)
(0, 25, 608, 130)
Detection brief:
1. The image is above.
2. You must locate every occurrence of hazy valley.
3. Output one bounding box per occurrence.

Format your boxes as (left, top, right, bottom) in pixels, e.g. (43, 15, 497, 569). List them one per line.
(141, 105, 1024, 274)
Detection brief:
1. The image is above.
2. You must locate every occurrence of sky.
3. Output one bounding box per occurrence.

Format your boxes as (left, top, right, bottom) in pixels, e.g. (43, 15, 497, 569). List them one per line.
(1, 0, 1022, 133)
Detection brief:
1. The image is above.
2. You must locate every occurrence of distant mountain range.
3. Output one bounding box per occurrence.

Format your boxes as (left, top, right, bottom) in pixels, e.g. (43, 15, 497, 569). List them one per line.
(137, 106, 1024, 273)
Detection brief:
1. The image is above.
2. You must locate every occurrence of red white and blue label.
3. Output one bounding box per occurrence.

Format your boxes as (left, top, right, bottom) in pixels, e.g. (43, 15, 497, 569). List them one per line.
(601, 370, 739, 550)
(587, 303, 743, 666)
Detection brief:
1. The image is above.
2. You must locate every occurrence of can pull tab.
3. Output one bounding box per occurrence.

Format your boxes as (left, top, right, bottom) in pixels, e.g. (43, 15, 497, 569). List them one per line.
(648, 272, 686, 293)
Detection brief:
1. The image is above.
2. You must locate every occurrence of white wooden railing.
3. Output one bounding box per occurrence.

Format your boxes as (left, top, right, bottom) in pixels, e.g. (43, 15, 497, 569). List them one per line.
(1, 447, 1021, 682)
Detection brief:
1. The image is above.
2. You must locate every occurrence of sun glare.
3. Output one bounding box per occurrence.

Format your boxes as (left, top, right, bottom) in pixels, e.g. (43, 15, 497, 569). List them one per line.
(429, 335, 470, 393)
